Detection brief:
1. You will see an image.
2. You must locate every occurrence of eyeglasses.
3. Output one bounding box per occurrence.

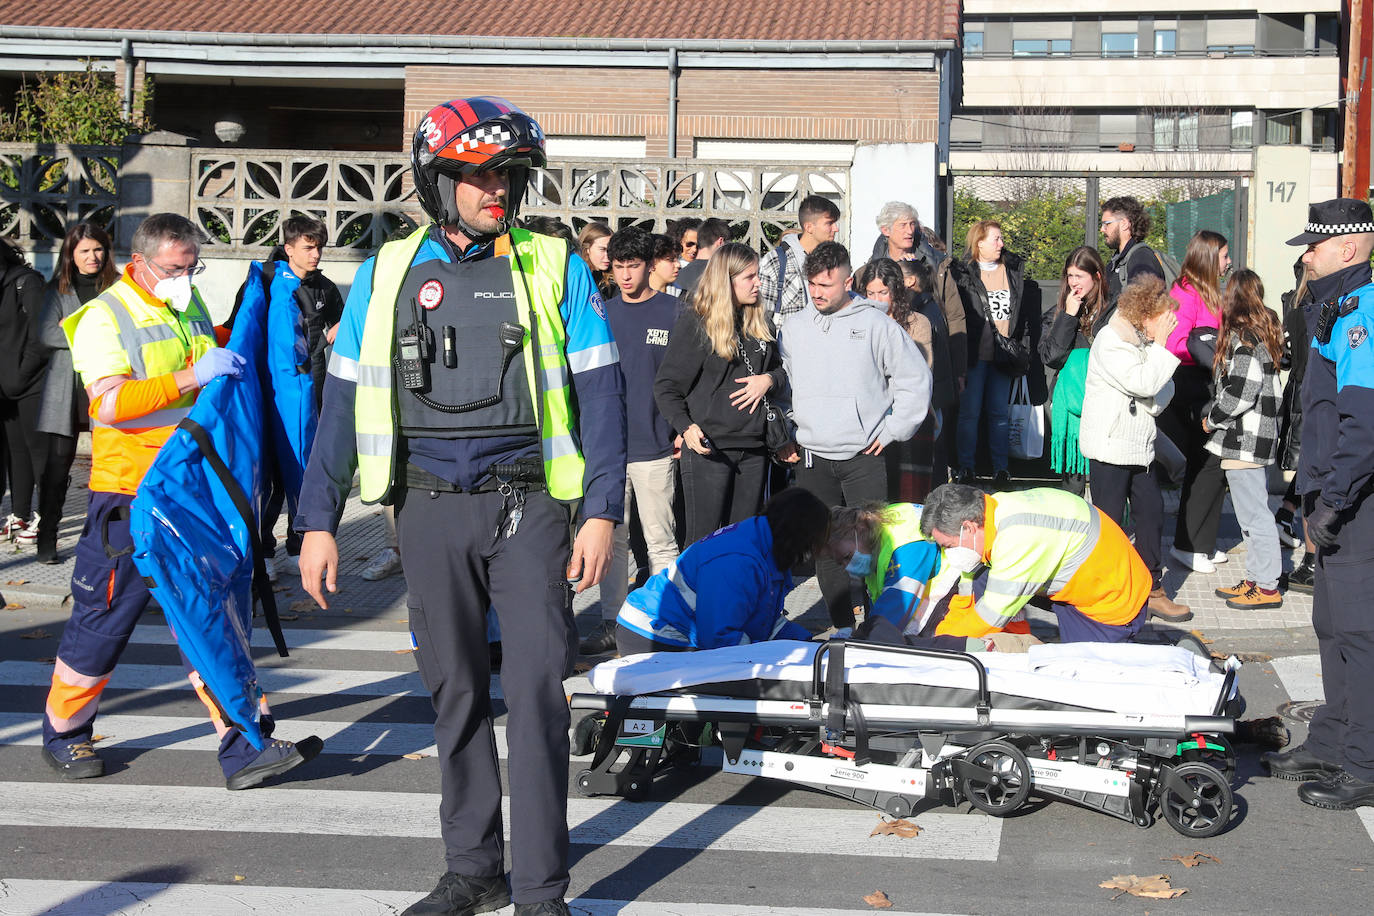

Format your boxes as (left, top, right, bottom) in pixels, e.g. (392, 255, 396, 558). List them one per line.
(682, 241, 698, 249)
(149, 258, 206, 279)
(1099, 218, 1121, 228)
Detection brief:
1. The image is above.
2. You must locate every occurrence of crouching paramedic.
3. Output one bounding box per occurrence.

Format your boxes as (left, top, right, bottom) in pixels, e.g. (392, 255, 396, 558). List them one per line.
(295, 97, 626, 916)
(42, 212, 323, 789)
(919, 484, 1153, 644)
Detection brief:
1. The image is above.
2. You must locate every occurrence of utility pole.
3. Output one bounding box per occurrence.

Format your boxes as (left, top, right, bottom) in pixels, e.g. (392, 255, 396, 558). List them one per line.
(1343, 0, 1372, 200)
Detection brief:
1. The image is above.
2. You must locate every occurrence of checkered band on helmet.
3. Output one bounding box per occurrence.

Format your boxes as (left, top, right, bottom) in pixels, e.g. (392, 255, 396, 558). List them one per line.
(411, 96, 546, 226)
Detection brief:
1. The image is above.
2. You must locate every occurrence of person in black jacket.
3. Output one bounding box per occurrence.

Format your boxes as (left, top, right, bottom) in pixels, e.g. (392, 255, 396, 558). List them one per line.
(654, 242, 790, 547)
(0, 238, 51, 545)
(952, 220, 1043, 486)
(1277, 257, 1315, 590)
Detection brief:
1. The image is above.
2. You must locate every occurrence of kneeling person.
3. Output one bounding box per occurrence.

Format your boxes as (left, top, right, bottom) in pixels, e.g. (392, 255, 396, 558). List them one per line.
(616, 488, 829, 653)
(920, 484, 1153, 643)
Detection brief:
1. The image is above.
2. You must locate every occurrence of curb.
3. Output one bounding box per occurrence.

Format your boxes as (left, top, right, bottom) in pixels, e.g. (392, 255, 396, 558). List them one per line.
(0, 583, 71, 609)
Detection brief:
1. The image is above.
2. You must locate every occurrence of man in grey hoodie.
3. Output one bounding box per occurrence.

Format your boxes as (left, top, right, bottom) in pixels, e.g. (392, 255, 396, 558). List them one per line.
(780, 241, 931, 629)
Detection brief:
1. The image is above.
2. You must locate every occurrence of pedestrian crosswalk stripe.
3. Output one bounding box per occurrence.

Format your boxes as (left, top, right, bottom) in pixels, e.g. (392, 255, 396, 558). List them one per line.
(0, 879, 965, 915)
(0, 660, 594, 700)
(0, 781, 1003, 860)
(1271, 654, 1323, 702)
(128, 623, 414, 653)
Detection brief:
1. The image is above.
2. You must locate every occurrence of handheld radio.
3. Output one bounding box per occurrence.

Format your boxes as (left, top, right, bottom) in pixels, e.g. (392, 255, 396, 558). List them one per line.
(397, 297, 431, 390)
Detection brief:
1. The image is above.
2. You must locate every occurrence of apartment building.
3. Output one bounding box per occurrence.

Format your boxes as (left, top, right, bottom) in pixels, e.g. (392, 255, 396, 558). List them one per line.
(952, 1, 1343, 194)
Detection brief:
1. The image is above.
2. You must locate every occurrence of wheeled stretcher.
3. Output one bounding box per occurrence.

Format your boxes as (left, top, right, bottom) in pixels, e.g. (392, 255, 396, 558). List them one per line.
(569, 639, 1241, 838)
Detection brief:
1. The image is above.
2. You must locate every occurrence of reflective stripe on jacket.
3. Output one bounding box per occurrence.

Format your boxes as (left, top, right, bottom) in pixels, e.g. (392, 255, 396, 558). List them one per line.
(354, 225, 585, 503)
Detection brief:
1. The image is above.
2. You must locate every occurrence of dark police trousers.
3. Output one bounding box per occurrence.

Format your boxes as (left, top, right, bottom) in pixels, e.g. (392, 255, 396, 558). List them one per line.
(397, 486, 576, 903)
(1305, 490, 1374, 783)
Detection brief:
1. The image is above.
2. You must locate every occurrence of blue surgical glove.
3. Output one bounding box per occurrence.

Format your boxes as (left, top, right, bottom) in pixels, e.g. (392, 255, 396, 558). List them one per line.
(193, 348, 247, 388)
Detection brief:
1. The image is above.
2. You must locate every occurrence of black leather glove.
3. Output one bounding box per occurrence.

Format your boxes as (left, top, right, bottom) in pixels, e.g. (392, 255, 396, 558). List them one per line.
(1307, 501, 1343, 550)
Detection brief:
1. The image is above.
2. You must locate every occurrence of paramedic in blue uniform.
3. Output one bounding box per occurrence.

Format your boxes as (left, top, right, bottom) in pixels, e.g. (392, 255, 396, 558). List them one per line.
(1261, 198, 1374, 811)
(296, 98, 626, 916)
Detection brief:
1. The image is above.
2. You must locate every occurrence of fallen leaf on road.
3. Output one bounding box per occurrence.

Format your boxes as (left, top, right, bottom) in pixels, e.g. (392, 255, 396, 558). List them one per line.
(1162, 852, 1219, 868)
(19, 628, 51, 639)
(37, 657, 54, 664)
(234, 875, 245, 882)
(393, 648, 414, 654)
(277, 614, 299, 622)
(869, 818, 921, 838)
(289, 599, 314, 612)
(6, 579, 27, 585)
(6, 603, 25, 610)
(402, 753, 430, 760)
(1100, 874, 1187, 899)
(862, 890, 893, 909)
(1189, 629, 1213, 645)
(91, 735, 108, 743)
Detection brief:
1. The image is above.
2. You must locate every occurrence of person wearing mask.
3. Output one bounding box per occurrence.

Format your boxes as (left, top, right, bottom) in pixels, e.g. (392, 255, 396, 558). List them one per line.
(0, 237, 49, 546)
(855, 258, 944, 502)
(1099, 195, 1166, 304)
(615, 488, 828, 653)
(1079, 278, 1192, 622)
(647, 233, 683, 298)
(34, 222, 119, 563)
(674, 217, 730, 299)
(654, 242, 787, 547)
(759, 194, 841, 329)
(1206, 270, 1285, 610)
(578, 221, 614, 299)
(41, 212, 323, 789)
(781, 241, 929, 630)
(295, 98, 626, 915)
(1039, 247, 1110, 497)
(580, 226, 681, 656)
(920, 483, 1155, 644)
(953, 220, 1042, 487)
(1261, 198, 1374, 810)
(1161, 231, 1232, 575)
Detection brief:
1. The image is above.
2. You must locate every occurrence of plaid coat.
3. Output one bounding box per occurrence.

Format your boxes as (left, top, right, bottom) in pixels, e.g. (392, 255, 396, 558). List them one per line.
(1206, 330, 1282, 465)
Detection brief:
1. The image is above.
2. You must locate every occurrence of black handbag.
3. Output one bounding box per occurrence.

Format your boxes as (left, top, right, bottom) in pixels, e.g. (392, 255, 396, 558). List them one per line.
(738, 339, 794, 453)
(972, 281, 1030, 376)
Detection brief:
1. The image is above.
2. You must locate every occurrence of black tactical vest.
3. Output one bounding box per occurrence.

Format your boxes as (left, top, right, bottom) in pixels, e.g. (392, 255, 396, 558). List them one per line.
(394, 253, 538, 439)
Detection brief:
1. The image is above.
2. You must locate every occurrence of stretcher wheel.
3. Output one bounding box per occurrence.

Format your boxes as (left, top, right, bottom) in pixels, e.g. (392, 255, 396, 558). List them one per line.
(1158, 761, 1233, 838)
(959, 740, 1031, 816)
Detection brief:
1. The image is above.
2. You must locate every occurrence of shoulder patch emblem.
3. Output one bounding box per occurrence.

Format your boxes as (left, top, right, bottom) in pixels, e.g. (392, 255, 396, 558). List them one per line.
(417, 279, 444, 310)
(1349, 325, 1368, 350)
(589, 291, 606, 320)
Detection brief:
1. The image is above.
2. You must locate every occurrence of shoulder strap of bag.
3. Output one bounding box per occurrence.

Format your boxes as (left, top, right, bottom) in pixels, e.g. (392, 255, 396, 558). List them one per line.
(774, 244, 789, 316)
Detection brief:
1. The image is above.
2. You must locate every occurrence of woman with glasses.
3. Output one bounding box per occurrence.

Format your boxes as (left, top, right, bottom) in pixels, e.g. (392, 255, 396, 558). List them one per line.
(33, 223, 120, 562)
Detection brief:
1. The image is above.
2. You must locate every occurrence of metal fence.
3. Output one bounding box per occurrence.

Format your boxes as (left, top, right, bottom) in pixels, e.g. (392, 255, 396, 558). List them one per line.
(946, 170, 1249, 283)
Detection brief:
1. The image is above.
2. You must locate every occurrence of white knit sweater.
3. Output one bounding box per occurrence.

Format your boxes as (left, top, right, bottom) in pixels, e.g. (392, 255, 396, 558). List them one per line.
(1079, 314, 1180, 467)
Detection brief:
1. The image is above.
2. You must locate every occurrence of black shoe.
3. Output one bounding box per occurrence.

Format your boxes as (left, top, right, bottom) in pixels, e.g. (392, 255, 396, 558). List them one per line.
(402, 872, 511, 916)
(579, 621, 618, 655)
(515, 901, 571, 916)
(993, 469, 1012, 489)
(1298, 770, 1374, 809)
(42, 740, 105, 780)
(955, 468, 974, 485)
(36, 535, 60, 564)
(225, 735, 324, 790)
(1287, 558, 1315, 593)
(1260, 742, 1344, 781)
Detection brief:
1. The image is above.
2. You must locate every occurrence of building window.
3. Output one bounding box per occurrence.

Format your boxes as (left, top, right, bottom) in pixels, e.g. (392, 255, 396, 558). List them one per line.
(1154, 30, 1176, 56)
(1102, 32, 1138, 58)
(1178, 113, 1199, 151)
(1012, 38, 1071, 57)
(1230, 111, 1253, 149)
(965, 31, 984, 56)
(1153, 115, 1176, 151)
(1099, 113, 1138, 149)
(1152, 112, 1201, 150)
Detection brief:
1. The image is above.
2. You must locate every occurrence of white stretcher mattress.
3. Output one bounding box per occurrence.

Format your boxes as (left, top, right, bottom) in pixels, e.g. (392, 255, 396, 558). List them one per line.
(588, 641, 1231, 717)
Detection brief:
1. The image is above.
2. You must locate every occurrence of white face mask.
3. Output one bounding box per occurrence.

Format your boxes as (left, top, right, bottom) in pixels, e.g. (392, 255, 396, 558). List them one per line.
(152, 273, 193, 311)
(943, 527, 982, 574)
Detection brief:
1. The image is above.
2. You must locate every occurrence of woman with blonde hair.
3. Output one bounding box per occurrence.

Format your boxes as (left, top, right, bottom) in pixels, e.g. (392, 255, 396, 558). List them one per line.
(654, 242, 789, 546)
(1159, 230, 1233, 574)
(577, 220, 614, 298)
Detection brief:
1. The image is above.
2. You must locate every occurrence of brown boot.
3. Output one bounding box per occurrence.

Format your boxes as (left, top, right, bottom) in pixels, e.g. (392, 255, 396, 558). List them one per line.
(1148, 588, 1193, 622)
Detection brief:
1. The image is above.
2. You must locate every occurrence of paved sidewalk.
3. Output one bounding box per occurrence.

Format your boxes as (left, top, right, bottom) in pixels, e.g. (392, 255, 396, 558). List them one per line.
(0, 440, 1316, 646)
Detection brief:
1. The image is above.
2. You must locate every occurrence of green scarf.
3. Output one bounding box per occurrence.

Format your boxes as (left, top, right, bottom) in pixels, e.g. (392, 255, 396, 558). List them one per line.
(1050, 347, 1090, 475)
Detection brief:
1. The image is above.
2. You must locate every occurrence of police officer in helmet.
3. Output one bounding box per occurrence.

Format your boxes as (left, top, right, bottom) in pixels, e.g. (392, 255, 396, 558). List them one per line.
(1262, 198, 1374, 810)
(296, 97, 627, 915)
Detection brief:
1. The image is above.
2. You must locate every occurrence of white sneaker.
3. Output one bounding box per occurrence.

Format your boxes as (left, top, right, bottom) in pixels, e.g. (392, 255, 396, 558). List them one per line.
(263, 556, 278, 582)
(1211, 550, 1228, 565)
(1170, 546, 1216, 574)
(362, 547, 402, 581)
(14, 513, 38, 545)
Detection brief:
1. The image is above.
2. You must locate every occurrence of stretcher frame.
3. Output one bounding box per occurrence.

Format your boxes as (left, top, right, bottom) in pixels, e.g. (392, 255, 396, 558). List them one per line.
(569, 639, 1240, 838)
